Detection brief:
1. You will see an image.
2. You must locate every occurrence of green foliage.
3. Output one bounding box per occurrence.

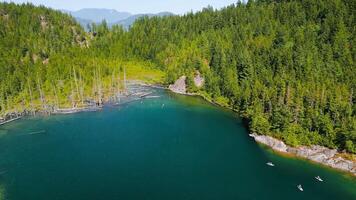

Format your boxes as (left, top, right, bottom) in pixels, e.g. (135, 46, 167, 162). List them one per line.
(0, 0, 355, 153)
(122, 0, 355, 152)
(345, 140, 355, 154)
(251, 114, 271, 135)
(0, 2, 163, 114)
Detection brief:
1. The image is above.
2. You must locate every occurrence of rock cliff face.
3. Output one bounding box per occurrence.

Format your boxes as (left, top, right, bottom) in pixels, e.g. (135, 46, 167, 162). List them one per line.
(251, 134, 288, 152)
(193, 71, 204, 88)
(169, 72, 205, 94)
(169, 76, 186, 94)
(249, 133, 356, 176)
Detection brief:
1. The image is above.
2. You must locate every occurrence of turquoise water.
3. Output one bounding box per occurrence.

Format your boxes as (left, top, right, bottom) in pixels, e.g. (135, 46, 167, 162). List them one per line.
(0, 89, 355, 200)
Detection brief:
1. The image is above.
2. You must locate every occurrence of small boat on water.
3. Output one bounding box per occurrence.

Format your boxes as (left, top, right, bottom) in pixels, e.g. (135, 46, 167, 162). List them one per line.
(297, 184, 303, 192)
(315, 176, 323, 182)
(266, 162, 274, 167)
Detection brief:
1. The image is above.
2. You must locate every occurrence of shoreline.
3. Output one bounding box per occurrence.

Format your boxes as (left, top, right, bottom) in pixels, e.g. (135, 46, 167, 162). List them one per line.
(2, 83, 355, 177)
(249, 133, 356, 176)
(180, 91, 239, 112)
(167, 87, 356, 177)
(0, 81, 160, 126)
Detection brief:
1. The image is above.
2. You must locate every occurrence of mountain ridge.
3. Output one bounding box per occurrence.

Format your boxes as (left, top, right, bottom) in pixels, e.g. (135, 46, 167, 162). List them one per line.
(62, 8, 131, 23)
(61, 8, 174, 29)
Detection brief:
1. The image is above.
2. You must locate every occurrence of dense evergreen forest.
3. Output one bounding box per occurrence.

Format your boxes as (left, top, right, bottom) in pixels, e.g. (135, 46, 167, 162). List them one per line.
(0, 0, 355, 153)
(0, 2, 162, 112)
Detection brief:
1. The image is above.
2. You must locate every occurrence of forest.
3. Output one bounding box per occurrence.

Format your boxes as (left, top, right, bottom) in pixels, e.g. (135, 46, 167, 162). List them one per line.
(0, 0, 355, 153)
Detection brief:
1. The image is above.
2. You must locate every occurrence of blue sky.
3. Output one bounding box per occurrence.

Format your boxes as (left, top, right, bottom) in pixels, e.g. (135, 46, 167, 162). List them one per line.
(1, 0, 241, 14)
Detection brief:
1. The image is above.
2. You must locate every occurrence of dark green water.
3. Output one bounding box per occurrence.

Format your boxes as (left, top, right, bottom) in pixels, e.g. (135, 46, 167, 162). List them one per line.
(0, 89, 355, 200)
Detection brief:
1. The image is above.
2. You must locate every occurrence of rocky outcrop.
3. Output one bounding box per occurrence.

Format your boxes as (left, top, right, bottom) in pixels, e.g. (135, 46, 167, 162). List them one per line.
(39, 15, 48, 30)
(169, 76, 186, 94)
(0, 10, 9, 20)
(71, 26, 89, 48)
(249, 133, 356, 176)
(42, 58, 49, 65)
(169, 72, 204, 95)
(194, 71, 204, 88)
(249, 134, 288, 152)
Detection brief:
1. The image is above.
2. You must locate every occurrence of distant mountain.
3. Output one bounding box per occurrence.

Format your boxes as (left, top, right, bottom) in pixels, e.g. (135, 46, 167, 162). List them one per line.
(113, 12, 174, 29)
(63, 8, 131, 24)
(74, 17, 93, 29)
(60, 9, 173, 30)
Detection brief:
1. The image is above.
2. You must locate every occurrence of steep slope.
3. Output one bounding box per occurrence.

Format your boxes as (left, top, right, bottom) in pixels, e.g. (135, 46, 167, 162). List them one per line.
(126, 0, 356, 153)
(0, 0, 355, 154)
(0, 2, 163, 116)
(0, 2, 89, 107)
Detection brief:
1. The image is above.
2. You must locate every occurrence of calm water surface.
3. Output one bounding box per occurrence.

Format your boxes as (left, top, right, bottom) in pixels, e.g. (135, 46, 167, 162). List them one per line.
(0, 89, 355, 200)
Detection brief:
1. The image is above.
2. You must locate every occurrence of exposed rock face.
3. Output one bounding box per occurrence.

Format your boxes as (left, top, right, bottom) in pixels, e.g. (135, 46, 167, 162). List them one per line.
(194, 71, 204, 88)
(249, 134, 288, 152)
(42, 58, 49, 65)
(249, 133, 356, 176)
(40, 15, 48, 30)
(1, 11, 9, 20)
(169, 76, 186, 94)
(169, 72, 204, 94)
(76, 35, 89, 48)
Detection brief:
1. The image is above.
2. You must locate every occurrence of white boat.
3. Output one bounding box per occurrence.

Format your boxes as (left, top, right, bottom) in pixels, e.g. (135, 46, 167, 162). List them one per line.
(315, 176, 323, 182)
(266, 162, 274, 167)
(297, 184, 303, 192)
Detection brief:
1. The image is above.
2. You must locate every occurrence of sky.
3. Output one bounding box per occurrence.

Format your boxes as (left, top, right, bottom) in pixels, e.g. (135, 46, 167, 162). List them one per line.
(1, 0, 240, 14)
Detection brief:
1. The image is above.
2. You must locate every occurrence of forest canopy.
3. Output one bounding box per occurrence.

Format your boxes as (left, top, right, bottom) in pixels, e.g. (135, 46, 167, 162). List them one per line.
(0, 0, 355, 153)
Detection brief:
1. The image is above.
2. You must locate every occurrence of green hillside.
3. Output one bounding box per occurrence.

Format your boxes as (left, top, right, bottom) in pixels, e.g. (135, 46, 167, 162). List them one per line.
(0, 0, 355, 153)
(0, 2, 162, 112)
(124, 0, 356, 152)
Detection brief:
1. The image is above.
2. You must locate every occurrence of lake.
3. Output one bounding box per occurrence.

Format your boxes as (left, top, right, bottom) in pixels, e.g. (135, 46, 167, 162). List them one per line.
(0, 88, 355, 200)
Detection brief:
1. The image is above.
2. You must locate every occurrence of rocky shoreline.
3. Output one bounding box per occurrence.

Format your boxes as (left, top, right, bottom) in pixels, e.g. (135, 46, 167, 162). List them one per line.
(168, 75, 356, 177)
(4, 75, 354, 177)
(249, 133, 356, 176)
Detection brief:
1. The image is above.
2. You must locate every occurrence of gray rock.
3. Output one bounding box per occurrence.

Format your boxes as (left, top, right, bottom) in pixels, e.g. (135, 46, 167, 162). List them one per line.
(352, 167, 356, 174)
(249, 133, 356, 176)
(249, 134, 288, 152)
(329, 157, 354, 171)
(169, 76, 186, 94)
(193, 71, 204, 88)
(309, 153, 328, 163)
